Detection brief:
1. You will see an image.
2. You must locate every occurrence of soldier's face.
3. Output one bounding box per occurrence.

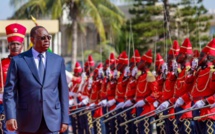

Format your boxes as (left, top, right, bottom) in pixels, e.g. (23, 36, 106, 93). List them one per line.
(8, 41, 23, 56)
(31, 28, 50, 53)
(198, 52, 207, 67)
(137, 60, 145, 70)
(156, 65, 161, 74)
(177, 53, 186, 63)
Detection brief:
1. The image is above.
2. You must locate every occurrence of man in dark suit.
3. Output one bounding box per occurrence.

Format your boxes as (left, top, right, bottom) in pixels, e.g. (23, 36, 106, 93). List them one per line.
(3, 26, 69, 134)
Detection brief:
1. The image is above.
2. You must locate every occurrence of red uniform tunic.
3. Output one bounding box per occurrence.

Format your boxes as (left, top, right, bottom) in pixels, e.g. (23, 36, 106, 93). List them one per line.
(125, 77, 137, 100)
(0, 58, 11, 91)
(80, 77, 91, 97)
(125, 76, 137, 114)
(135, 70, 159, 115)
(100, 77, 108, 100)
(156, 74, 165, 102)
(115, 73, 129, 102)
(160, 71, 177, 118)
(170, 67, 193, 119)
(0, 58, 11, 104)
(90, 79, 103, 118)
(182, 67, 215, 120)
(69, 76, 81, 109)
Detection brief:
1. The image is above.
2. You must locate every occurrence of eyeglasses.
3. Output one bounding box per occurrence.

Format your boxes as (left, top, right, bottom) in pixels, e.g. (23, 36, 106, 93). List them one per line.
(36, 35, 52, 40)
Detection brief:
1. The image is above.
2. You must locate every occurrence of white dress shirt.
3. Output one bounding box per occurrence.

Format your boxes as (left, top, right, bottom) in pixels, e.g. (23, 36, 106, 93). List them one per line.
(32, 48, 46, 69)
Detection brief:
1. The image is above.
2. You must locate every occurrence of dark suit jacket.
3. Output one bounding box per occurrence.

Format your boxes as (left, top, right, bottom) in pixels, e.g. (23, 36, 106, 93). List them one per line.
(3, 49, 69, 132)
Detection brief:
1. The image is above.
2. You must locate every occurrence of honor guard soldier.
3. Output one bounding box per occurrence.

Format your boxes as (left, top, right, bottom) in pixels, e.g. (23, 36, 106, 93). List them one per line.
(123, 49, 141, 134)
(0, 23, 26, 134)
(134, 49, 159, 134)
(156, 40, 180, 134)
(99, 52, 116, 133)
(106, 55, 118, 134)
(170, 38, 195, 133)
(154, 53, 166, 134)
(114, 51, 130, 134)
(78, 55, 95, 134)
(68, 62, 82, 134)
(181, 39, 215, 134)
(89, 63, 106, 134)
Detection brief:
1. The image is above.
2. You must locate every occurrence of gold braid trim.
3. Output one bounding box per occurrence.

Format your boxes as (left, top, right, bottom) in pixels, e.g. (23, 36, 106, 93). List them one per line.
(206, 120, 214, 134)
(0, 114, 4, 134)
(96, 119, 102, 134)
(131, 114, 139, 134)
(183, 119, 191, 134)
(121, 113, 129, 134)
(115, 116, 119, 134)
(159, 120, 166, 134)
(172, 119, 179, 134)
(87, 112, 93, 130)
(144, 118, 150, 134)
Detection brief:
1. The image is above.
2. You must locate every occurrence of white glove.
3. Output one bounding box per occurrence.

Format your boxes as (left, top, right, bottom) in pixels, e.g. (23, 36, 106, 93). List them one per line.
(192, 100, 206, 109)
(106, 67, 111, 78)
(172, 60, 178, 72)
(113, 69, 118, 79)
(131, 67, 138, 77)
(115, 102, 125, 110)
(123, 100, 133, 108)
(107, 99, 116, 107)
(134, 100, 145, 107)
(191, 58, 198, 70)
(69, 92, 78, 97)
(81, 72, 87, 79)
(161, 63, 168, 73)
(98, 68, 104, 79)
(124, 66, 130, 77)
(69, 99, 74, 106)
(174, 97, 184, 108)
(88, 77, 93, 90)
(156, 101, 170, 111)
(98, 99, 107, 107)
(153, 101, 159, 108)
(210, 103, 215, 108)
(89, 103, 96, 109)
(152, 70, 156, 76)
(79, 97, 89, 106)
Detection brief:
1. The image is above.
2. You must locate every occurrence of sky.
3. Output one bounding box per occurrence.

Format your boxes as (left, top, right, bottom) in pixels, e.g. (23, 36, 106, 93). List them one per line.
(0, 0, 215, 20)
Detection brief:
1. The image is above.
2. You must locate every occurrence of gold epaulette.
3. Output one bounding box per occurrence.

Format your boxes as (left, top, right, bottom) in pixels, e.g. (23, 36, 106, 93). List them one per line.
(136, 70, 142, 79)
(177, 68, 182, 73)
(147, 71, 156, 82)
(186, 66, 191, 71)
(210, 68, 215, 73)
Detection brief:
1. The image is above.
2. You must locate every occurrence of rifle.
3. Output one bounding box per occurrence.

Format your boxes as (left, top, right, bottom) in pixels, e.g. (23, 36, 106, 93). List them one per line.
(69, 106, 89, 115)
(151, 104, 211, 124)
(193, 112, 215, 120)
(103, 106, 135, 123)
(134, 105, 174, 124)
(69, 105, 87, 112)
(79, 105, 102, 116)
(120, 105, 173, 126)
(92, 108, 118, 124)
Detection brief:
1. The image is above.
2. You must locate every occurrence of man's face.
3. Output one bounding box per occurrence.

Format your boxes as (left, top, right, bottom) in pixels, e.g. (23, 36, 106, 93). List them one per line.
(31, 28, 50, 53)
(8, 41, 23, 56)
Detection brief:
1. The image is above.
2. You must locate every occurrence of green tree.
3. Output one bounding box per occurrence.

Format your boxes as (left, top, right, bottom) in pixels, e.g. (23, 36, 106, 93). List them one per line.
(173, 0, 213, 50)
(118, 0, 165, 56)
(10, 0, 125, 69)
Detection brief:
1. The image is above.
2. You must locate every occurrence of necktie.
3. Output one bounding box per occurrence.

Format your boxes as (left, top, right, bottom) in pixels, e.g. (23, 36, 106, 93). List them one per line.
(38, 54, 45, 82)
